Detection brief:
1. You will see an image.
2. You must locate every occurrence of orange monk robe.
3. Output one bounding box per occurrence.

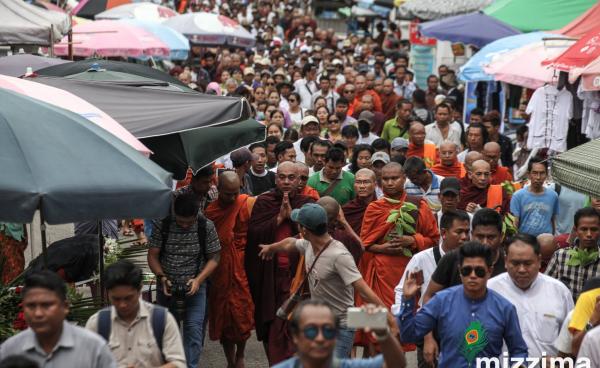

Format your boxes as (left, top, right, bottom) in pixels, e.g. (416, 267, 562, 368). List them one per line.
(431, 160, 465, 178)
(490, 165, 513, 185)
(406, 143, 439, 168)
(300, 185, 320, 201)
(358, 195, 439, 309)
(205, 194, 255, 342)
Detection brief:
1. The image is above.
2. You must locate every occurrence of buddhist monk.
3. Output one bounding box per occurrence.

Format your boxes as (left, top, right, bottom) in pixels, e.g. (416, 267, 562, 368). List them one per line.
(295, 162, 320, 200)
(244, 161, 314, 365)
(406, 121, 438, 168)
(458, 159, 510, 214)
(483, 142, 513, 185)
(318, 196, 363, 264)
(459, 151, 484, 186)
(431, 141, 465, 178)
(205, 171, 254, 368)
(342, 168, 377, 236)
(358, 162, 439, 350)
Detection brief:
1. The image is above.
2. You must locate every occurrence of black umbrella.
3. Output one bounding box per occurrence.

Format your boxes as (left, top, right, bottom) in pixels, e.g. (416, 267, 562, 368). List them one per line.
(30, 76, 264, 179)
(36, 58, 188, 88)
(0, 54, 70, 77)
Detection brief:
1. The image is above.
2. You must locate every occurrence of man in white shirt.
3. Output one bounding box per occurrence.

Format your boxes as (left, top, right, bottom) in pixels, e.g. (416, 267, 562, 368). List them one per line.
(293, 115, 321, 163)
(294, 63, 318, 110)
(425, 103, 463, 148)
(311, 75, 339, 112)
(393, 209, 470, 312)
(488, 234, 574, 358)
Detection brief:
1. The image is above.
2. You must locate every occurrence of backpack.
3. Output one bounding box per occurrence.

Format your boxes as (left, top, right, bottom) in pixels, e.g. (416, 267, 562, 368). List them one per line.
(97, 306, 167, 362)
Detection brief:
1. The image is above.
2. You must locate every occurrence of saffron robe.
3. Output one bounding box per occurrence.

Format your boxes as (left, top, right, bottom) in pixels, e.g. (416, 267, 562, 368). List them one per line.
(342, 196, 375, 236)
(300, 185, 320, 201)
(490, 165, 513, 185)
(458, 180, 511, 214)
(431, 160, 465, 178)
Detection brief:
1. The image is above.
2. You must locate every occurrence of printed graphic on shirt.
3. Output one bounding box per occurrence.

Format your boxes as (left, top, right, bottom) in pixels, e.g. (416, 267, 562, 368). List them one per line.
(460, 320, 488, 366)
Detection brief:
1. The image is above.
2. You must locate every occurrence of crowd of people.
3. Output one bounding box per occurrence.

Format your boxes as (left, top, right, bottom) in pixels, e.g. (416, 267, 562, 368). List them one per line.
(1, 0, 600, 368)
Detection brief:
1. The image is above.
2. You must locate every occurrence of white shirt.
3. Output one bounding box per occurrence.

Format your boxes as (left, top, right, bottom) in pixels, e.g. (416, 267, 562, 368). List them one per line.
(488, 272, 574, 358)
(554, 310, 574, 355)
(425, 121, 463, 148)
(392, 245, 447, 314)
(294, 78, 318, 110)
(311, 89, 339, 112)
(293, 139, 305, 163)
(578, 322, 600, 366)
(357, 132, 379, 145)
(526, 85, 573, 153)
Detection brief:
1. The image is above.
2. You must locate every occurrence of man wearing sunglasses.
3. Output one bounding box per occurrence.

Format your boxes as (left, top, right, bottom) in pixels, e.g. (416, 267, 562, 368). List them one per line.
(273, 300, 406, 368)
(399, 242, 528, 368)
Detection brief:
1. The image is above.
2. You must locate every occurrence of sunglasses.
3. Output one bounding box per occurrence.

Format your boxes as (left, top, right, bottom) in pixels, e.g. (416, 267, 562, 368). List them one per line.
(460, 266, 487, 278)
(302, 324, 337, 340)
(344, 90, 355, 93)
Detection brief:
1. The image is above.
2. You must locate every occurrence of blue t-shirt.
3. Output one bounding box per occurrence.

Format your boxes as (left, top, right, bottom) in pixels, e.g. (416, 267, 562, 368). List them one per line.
(510, 188, 559, 236)
(273, 355, 384, 368)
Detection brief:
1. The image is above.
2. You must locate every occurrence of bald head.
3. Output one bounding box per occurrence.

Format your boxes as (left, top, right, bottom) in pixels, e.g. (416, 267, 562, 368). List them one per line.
(465, 151, 484, 171)
(317, 196, 339, 223)
(355, 168, 376, 181)
(217, 171, 240, 205)
(278, 161, 297, 173)
(276, 161, 299, 193)
(408, 122, 426, 146)
(295, 162, 309, 190)
(537, 234, 557, 263)
(439, 141, 459, 166)
(470, 160, 491, 189)
(381, 162, 405, 198)
(483, 142, 501, 169)
(355, 168, 376, 199)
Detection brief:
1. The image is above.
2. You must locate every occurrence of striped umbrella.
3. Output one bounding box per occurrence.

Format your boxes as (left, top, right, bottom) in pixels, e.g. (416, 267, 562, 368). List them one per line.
(553, 139, 600, 198)
(72, 0, 132, 19)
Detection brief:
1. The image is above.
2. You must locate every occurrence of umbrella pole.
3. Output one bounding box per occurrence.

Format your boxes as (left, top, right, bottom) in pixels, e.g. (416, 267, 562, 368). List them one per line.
(39, 210, 49, 268)
(97, 221, 106, 305)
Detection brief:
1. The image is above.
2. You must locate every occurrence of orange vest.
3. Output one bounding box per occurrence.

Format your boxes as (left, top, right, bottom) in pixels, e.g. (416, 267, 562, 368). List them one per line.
(459, 165, 467, 178)
(423, 143, 437, 168)
(486, 184, 503, 213)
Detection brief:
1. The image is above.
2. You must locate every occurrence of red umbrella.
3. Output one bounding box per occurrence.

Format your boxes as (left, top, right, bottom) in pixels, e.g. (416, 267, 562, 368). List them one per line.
(544, 24, 600, 71)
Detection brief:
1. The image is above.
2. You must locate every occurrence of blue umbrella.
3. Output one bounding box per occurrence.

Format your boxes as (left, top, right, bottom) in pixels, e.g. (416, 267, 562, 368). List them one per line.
(118, 19, 190, 60)
(459, 31, 555, 82)
(419, 11, 521, 48)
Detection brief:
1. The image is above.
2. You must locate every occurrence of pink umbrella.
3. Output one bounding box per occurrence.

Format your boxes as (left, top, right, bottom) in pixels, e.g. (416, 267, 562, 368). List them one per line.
(54, 20, 170, 58)
(578, 57, 600, 91)
(0, 74, 151, 156)
(484, 39, 574, 89)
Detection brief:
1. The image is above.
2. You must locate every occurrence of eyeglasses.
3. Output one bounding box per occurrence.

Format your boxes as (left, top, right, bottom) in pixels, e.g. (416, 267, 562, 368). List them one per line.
(343, 89, 355, 93)
(460, 266, 487, 278)
(302, 324, 337, 340)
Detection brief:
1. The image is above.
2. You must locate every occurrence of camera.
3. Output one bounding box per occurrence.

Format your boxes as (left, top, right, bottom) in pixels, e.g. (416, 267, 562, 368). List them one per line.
(170, 282, 189, 324)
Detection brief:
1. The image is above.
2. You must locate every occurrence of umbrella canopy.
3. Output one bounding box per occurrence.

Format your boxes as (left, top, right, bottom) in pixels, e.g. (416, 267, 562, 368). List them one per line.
(32, 1, 65, 13)
(0, 0, 70, 46)
(553, 139, 600, 198)
(63, 67, 191, 92)
(0, 54, 69, 77)
(95, 2, 177, 21)
(35, 58, 188, 87)
(0, 74, 150, 155)
(54, 20, 170, 58)
(73, 0, 132, 19)
(419, 11, 520, 48)
(544, 24, 600, 72)
(459, 32, 554, 82)
(484, 39, 574, 89)
(163, 12, 255, 48)
(0, 88, 172, 224)
(575, 57, 600, 90)
(30, 76, 262, 178)
(397, 0, 492, 21)
(484, 0, 596, 33)
(554, 1, 600, 39)
(118, 19, 190, 60)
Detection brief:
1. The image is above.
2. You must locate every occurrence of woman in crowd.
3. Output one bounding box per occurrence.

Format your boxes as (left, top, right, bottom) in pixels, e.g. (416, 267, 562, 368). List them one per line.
(347, 144, 374, 174)
(315, 105, 330, 131)
(287, 92, 305, 129)
(341, 125, 359, 158)
(267, 122, 284, 140)
(323, 113, 343, 143)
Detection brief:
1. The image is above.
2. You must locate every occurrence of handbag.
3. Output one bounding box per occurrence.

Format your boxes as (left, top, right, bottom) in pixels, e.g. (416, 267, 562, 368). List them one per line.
(276, 239, 334, 320)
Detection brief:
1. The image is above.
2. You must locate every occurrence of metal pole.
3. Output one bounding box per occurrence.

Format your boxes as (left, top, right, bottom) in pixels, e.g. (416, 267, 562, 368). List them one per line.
(97, 221, 105, 305)
(40, 210, 48, 268)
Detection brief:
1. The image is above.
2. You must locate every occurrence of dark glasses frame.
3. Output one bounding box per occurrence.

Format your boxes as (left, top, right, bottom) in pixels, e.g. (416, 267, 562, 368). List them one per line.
(460, 266, 487, 278)
(302, 324, 337, 340)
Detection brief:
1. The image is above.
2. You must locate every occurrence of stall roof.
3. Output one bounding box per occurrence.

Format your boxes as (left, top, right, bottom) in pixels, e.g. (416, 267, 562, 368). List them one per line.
(397, 0, 492, 21)
(554, 1, 600, 38)
(0, 0, 70, 46)
(484, 0, 596, 33)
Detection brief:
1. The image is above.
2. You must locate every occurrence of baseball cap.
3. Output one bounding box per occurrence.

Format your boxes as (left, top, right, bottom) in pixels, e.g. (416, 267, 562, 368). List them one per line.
(391, 137, 409, 150)
(358, 111, 374, 125)
(243, 67, 255, 76)
(371, 152, 390, 165)
(440, 177, 460, 195)
(306, 31, 314, 38)
(291, 203, 328, 232)
(301, 115, 319, 126)
(230, 147, 258, 167)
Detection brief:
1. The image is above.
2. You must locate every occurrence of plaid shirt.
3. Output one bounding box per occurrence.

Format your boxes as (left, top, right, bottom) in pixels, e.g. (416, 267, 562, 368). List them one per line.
(545, 242, 600, 301)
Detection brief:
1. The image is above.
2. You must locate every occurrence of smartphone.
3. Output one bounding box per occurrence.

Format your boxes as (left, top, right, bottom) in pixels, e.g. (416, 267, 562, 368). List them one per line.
(346, 307, 388, 330)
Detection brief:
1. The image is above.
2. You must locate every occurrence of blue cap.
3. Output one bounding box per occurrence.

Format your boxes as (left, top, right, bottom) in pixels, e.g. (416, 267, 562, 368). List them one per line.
(291, 203, 328, 232)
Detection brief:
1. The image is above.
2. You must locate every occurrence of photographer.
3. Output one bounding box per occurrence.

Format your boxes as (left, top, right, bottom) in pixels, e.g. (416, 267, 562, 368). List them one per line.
(147, 192, 221, 368)
(273, 300, 406, 368)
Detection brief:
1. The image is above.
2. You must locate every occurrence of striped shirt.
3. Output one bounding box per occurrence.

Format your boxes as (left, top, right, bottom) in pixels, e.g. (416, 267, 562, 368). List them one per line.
(404, 170, 444, 209)
(149, 214, 220, 286)
(545, 242, 600, 301)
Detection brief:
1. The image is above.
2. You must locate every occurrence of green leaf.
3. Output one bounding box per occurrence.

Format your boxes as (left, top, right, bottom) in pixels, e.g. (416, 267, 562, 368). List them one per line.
(395, 223, 404, 236)
(402, 248, 413, 257)
(402, 202, 418, 211)
(401, 222, 416, 235)
(387, 211, 400, 223)
(401, 212, 415, 224)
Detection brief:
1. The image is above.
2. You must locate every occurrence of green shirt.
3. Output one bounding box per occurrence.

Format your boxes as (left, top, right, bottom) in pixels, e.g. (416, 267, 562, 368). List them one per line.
(381, 118, 410, 142)
(307, 170, 355, 205)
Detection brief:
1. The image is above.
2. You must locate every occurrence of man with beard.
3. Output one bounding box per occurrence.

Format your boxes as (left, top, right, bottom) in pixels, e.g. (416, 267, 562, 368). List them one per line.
(458, 160, 510, 215)
(407, 122, 438, 168)
(244, 161, 315, 365)
(431, 141, 465, 178)
(343, 168, 378, 236)
(205, 172, 255, 368)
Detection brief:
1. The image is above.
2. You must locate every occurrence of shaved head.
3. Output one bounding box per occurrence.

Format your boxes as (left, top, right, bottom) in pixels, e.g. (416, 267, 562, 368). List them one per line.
(439, 141, 459, 166)
(483, 142, 501, 152)
(472, 160, 490, 172)
(355, 168, 376, 181)
(295, 162, 309, 190)
(354, 168, 376, 198)
(409, 122, 426, 146)
(483, 142, 501, 169)
(217, 171, 240, 205)
(470, 160, 491, 189)
(317, 196, 339, 223)
(278, 161, 297, 173)
(276, 161, 299, 193)
(465, 151, 484, 171)
(381, 162, 405, 198)
(537, 234, 557, 263)
(440, 141, 458, 152)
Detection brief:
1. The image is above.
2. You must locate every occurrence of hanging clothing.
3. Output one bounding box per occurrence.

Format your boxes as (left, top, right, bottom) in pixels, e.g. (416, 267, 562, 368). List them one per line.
(577, 84, 600, 139)
(526, 85, 573, 153)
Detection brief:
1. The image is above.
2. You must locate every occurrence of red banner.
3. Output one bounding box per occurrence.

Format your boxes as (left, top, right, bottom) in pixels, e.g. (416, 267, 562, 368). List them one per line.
(409, 20, 437, 46)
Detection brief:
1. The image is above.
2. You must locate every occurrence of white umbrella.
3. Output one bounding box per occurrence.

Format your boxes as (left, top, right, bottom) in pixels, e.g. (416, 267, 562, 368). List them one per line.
(95, 2, 178, 22)
(163, 12, 255, 48)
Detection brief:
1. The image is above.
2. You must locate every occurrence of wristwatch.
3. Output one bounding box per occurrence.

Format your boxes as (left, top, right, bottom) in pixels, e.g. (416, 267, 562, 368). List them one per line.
(585, 321, 596, 331)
